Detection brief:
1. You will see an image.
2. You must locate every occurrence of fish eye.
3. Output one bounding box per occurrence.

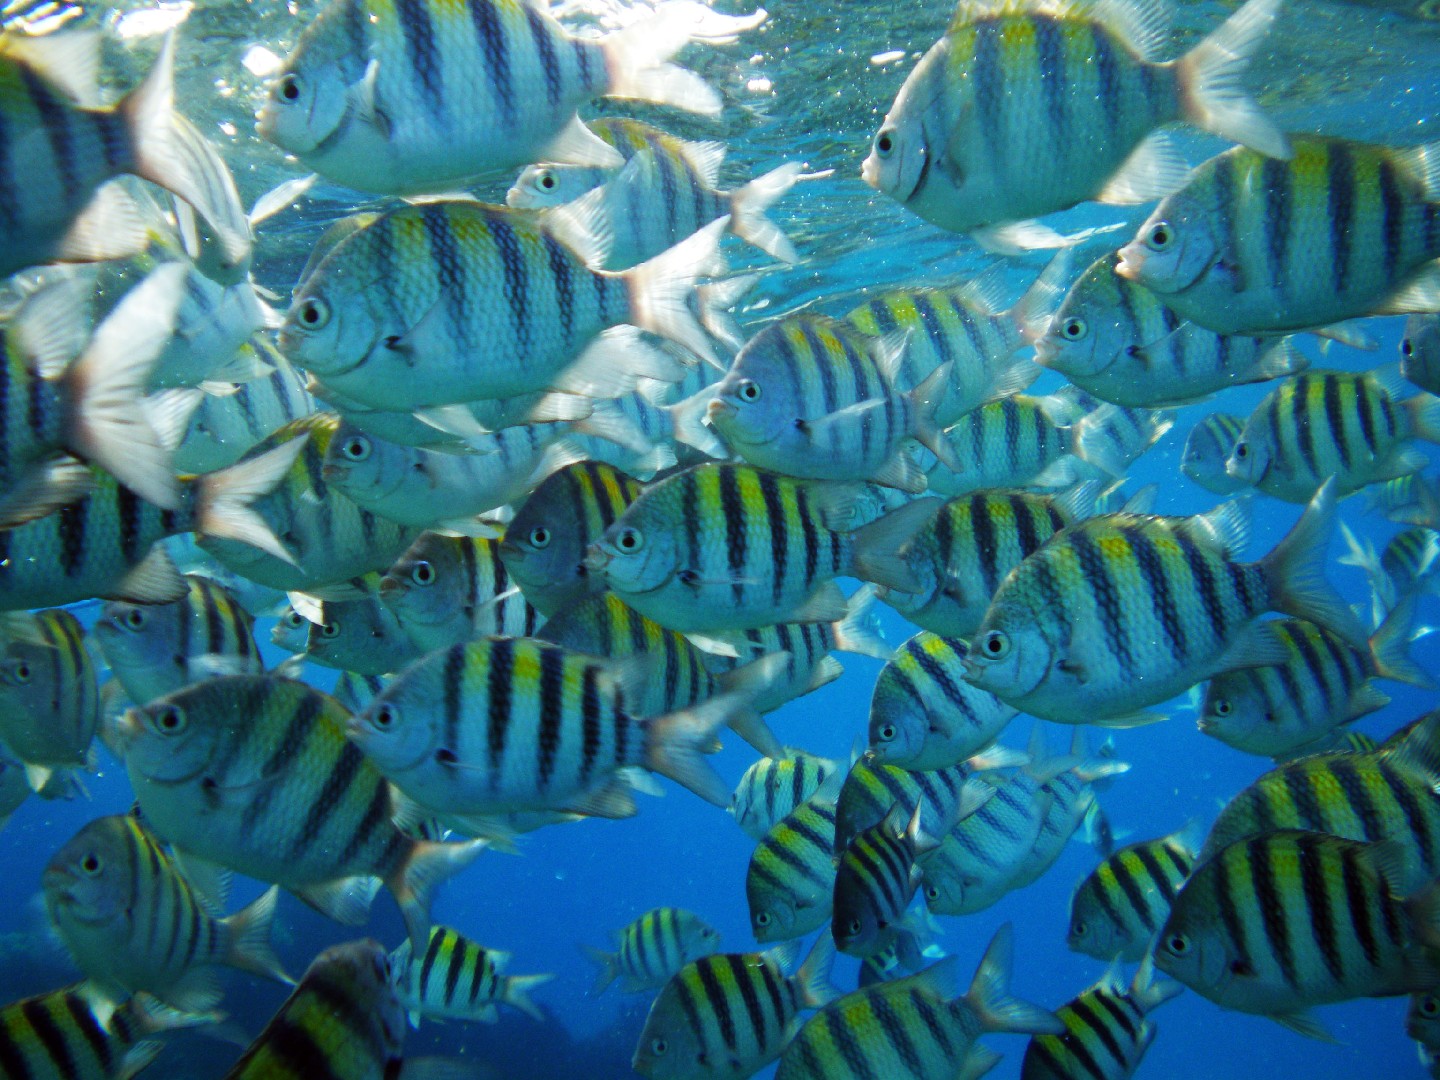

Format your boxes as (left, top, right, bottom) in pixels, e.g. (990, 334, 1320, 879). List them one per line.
(153, 705, 187, 735)
(341, 435, 370, 461)
(538, 170, 557, 191)
(124, 608, 147, 631)
(1071, 919, 1087, 937)
(1145, 221, 1174, 251)
(755, 911, 771, 927)
(296, 297, 330, 330)
(737, 380, 761, 403)
(1165, 933, 1190, 956)
(650, 1039, 668, 1056)
(846, 919, 862, 935)
(980, 630, 1010, 659)
(283, 611, 305, 629)
(875, 129, 895, 158)
(277, 73, 301, 102)
(1213, 698, 1232, 716)
(320, 621, 341, 639)
(528, 526, 551, 549)
(924, 885, 939, 901)
(7, 661, 30, 684)
(81, 853, 102, 875)
(373, 703, 398, 730)
(877, 723, 897, 742)
(1060, 317, 1088, 341)
(1233, 442, 1249, 460)
(1423, 995, 1440, 1017)
(616, 528, 644, 554)
(410, 561, 435, 586)
(1402, 338, 1414, 357)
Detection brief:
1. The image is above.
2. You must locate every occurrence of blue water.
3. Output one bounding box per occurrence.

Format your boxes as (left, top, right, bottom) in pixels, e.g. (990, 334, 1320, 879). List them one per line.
(6, 0, 1440, 1075)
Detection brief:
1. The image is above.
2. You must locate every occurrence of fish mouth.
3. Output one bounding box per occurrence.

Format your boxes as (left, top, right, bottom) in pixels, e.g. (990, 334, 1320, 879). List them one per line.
(1032, 337, 1059, 367)
(377, 576, 403, 599)
(861, 155, 880, 190)
(1114, 244, 1145, 281)
(583, 548, 609, 573)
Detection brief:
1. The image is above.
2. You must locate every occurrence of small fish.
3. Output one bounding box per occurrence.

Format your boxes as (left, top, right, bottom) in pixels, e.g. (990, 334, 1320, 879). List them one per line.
(775, 925, 1063, 1080)
(586, 462, 936, 634)
(835, 755, 999, 857)
(1009, 737, 1129, 891)
(1037, 252, 1307, 407)
(508, 117, 802, 267)
(862, 0, 1286, 247)
(117, 674, 485, 951)
(281, 199, 724, 411)
(1180, 413, 1248, 496)
(43, 814, 289, 1011)
(390, 925, 552, 1025)
(867, 631, 1018, 771)
(94, 574, 263, 705)
(731, 749, 841, 840)
(1021, 957, 1183, 1080)
(271, 603, 312, 655)
(1067, 823, 1200, 963)
(221, 940, 406, 1079)
(963, 481, 1366, 726)
(501, 459, 644, 616)
(747, 783, 840, 943)
(706, 314, 959, 492)
(1155, 830, 1440, 1038)
(583, 907, 721, 996)
(171, 353, 317, 475)
(1118, 136, 1440, 336)
(381, 532, 544, 654)
(259, 0, 751, 195)
(301, 582, 423, 677)
(1403, 315, 1440, 396)
(0, 608, 98, 791)
(633, 934, 837, 1080)
(833, 801, 938, 958)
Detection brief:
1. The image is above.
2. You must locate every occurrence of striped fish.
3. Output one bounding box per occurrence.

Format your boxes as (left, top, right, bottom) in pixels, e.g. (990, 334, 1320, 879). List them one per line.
(508, 116, 802, 268)
(1067, 823, 1200, 963)
(0, 986, 209, 1080)
(706, 314, 958, 492)
(1198, 602, 1432, 760)
(881, 484, 1096, 639)
(281, 199, 724, 411)
(43, 814, 289, 1011)
(95, 574, 263, 706)
(1404, 314, 1440, 396)
(834, 755, 998, 858)
(963, 480, 1367, 725)
(863, 0, 1285, 243)
(143, 266, 274, 392)
(775, 925, 1062, 1080)
(382, 532, 543, 654)
(1021, 957, 1182, 1080)
(0, 608, 98, 790)
(1155, 830, 1440, 1034)
(348, 636, 768, 816)
(633, 934, 837, 1080)
(259, 0, 752, 195)
(1119, 136, 1440, 336)
(1227, 368, 1440, 503)
(732, 750, 841, 840)
(172, 354, 317, 474)
(747, 782, 841, 943)
(833, 802, 939, 958)
(1010, 737, 1129, 891)
(334, 671, 388, 713)
(583, 907, 721, 996)
(1181, 413, 1248, 496)
(301, 582, 423, 677)
(221, 940, 405, 1080)
(390, 925, 551, 1025)
(198, 415, 420, 594)
(501, 459, 643, 616)
(588, 461, 937, 633)
(844, 259, 1058, 428)
(867, 631, 1018, 771)
(118, 675, 485, 951)
(1037, 251, 1306, 407)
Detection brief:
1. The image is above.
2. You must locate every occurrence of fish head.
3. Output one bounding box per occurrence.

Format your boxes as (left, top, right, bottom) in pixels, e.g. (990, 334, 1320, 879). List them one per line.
(1154, 897, 1229, 998)
(633, 980, 707, 1079)
(1066, 888, 1123, 960)
(381, 536, 468, 630)
(831, 870, 890, 958)
(706, 338, 796, 447)
(256, 21, 357, 156)
(1116, 196, 1218, 298)
(920, 865, 962, 915)
(119, 695, 220, 785)
(862, 53, 949, 207)
(963, 602, 1051, 700)
(347, 678, 440, 775)
(588, 508, 678, 598)
(747, 891, 796, 943)
(1036, 270, 1132, 380)
(504, 496, 595, 614)
(302, 941, 407, 1057)
(1181, 417, 1241, 493)
(865, 692, 928, 768)
(43, 817, 134, 924)
(1224, 418, 1273, 487)
(320, 422, 406, 500)
(279, 259, 386, 381)
(94, 598, 184, 692)
(271, 606, 312, 652)
(1408, 992, 1440, 1046)
(1402, 315, 1440, 393)
(0, 644, 60, 715)
(1195, 677, 1268, 745)
(506, 164, 607, 209)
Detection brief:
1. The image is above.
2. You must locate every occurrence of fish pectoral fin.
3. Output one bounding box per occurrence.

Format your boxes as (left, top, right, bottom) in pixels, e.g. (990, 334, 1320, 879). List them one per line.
(1096, 130, 1192, 206)
(1055, 657, 1089, 683)
(350, 58, 392, 140)
(1270, 1010, 1338, 1043)
(374, 300, 448, 365)
(294, 874, 381, 926)
(1208, 257, 1246, 294)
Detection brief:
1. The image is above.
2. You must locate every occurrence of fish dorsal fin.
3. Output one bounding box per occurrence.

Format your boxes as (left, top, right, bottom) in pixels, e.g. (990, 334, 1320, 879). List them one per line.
(674, 138, 727, 189)
(1180, 497, 1251, 557)
(296, 213, 380, 292)
(1, 27, 102, 105)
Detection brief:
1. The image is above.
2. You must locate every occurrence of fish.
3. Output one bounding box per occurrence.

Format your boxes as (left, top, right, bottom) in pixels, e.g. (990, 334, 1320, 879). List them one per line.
(1196, 600, 1432, 760)
(280, 199, 724, 412)
(861, 0, 1287, 248)
(1409, 991, 1440, 1077)
(962, 480, 1367, 726)
(775, 925, 1063, 1080)
(1067, 822, 1201, 963)
(1020, 957, 1183, 1080)
(632, 934, 837, 1080)
(0, 608, 98, 790)
(94, 574, 263, 706)
(116, 674, 485, 951)
(258, 0, 755, 195)
(585, 461, 937, 634)
(1225, 367, 1440, 503)
(1117, 136, 1440, 336)
(171, 353, 317, 475)
(583, 907, 721, 996)
(501, 459, 643, 616)
(220, 939, 407, 1079)
(747, 778, 842, 943)
(866, 631, 1018, 771)
(1403, 314, 1440, 396)
(381, 532, 544, 654)
(833, 801, 939, 958)
(271, 602, 312, 655)
(1008, 736, 1129, 891)
(0, 751, 31, 830)
(705, 314, 959, 492)
(508, 117, 802, 267)
(1180, 413, 1249, 496)
(346, 635, 763, 817)
(732, 749, 842, 840)
(300, 580, 423, 676)
(1036, 252, 1307, 407)
(834, 754, 1002, 857)
(389, 925, 552, 1025)
(0, 29, 243, 278)
(1155, 829, 1440, 1038)
(43, 813, 290, 1011)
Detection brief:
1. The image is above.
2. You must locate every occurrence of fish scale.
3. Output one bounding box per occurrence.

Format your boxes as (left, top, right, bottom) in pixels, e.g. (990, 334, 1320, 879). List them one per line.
(1068, 825, 1198, 962)
(748, 790, 840, 942)
(585, 907, 721, 996)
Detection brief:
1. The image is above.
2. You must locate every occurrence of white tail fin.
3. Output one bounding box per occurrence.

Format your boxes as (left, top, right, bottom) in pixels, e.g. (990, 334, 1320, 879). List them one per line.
(195, 435, 308, 564)
(964, 924, 1066, 1035)
(501, 972, 554, 1021)
(602, 4, 725, 116)
(221, 885, 293, 985)
(624, 218, 729, 369)
(729, 162, 804, 263)
(1173, 0, 1290, 160)
(1260, 478, 1369, 648)
(390, 837, 488, 953)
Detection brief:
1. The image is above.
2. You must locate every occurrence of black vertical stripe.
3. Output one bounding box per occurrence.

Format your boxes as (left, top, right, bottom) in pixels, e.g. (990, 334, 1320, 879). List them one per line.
(1127, 524, 1187, 661)
(1326, 142, 1355, 294)
(1297, 835, 1345, 983)
(1249, 840, 1298, 988)
(442, 643, 466, 763)
(579, 665, 602, 781)
(536, 645, 565, 787)
(724, 954, 768, 1052)
(543, 235, 576, 343)
(758, 471, 789, 607)
(1212, 850, 1253, 974)
(424, 204, 468, 349)
(525, 6, 562, 107)
(418, 928, 445, 995)
(695, 959, 739, 1051)
(971, 496, 1001, 596)
(469, 0, 515, 124)
(1070, 995, 1127, 1067)
(442, 936, 465, 1006)
(1323, 374, 1352, 472)
(489, 214, 531, 350)
(62, 993, 111, 1072)
(21, 69, 79, 194)
(1378, 156, 1406, 284)
(1175, 531, 1228, 646)
(486, 638, 515, 775)
(872, 991, 925, 1072)
(1262, 156, 1292, 287)
(20, 1000, 74, 1078)
(394, 0, 443, 111)
(1340, 842, 1381, 968)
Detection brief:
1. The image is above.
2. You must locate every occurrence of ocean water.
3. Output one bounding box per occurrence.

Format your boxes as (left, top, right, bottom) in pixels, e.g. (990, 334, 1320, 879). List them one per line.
(4, 0, 1440, 1076)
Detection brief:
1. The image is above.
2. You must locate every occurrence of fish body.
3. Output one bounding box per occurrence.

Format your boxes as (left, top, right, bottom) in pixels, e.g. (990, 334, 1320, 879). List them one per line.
(584, 906, 721, 995)
(0, 986, 200, 1080)
(748, 789, 840, 943)
(0, 608, 98, 779)
(172, 355, 317, 474)
(833, 802, 937, 957)
(1403, 314, 1440, 396)
(1067, 826, 1198, 963)
(1181, 412, 1247, 495)
(303, 585, 422, 676)
(834, 757, 989, 857)
(731, 749, 840, 840)
(390, 925, 551, 1024)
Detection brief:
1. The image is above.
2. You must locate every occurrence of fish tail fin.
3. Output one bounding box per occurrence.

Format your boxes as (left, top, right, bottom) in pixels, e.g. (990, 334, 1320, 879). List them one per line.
(847, 496, 942, 594)
(1260, 478, 1369, 648)
(624, 218, 729, 369)
(220, 885, 293, 985)
(390, 838, 488, 954)
(795, 933, 839, 1009)
(908, 362, 963, 473)
(831, 583, 893, 660)
(580, 944, 620, 996)
(602, 4, 723, 116)
(1173, 0, 1290, 160)
(195, 434, 309, 564)
(1405, 391, 1440, 446)
(728, 162, 804, 263)
(501, 973, 554, 1021)
(964, 924, 1066, 1036)
(643, 690, 739, 806)
(1369, 592, 1437, 689)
